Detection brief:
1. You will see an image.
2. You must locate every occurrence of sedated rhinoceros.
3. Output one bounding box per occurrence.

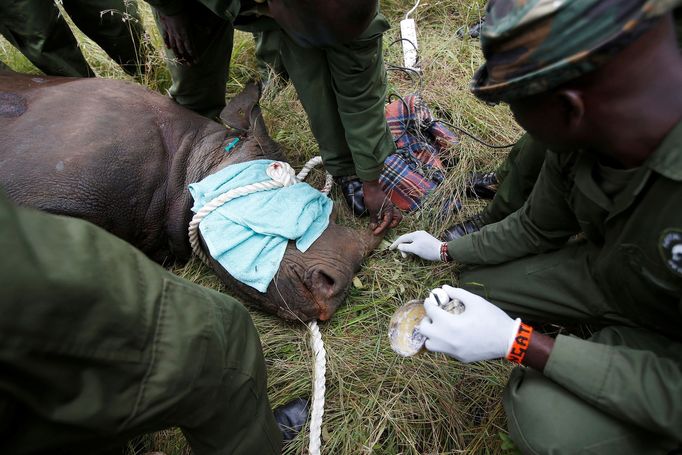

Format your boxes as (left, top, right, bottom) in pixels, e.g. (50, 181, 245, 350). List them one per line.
(0, 69, 382, 321)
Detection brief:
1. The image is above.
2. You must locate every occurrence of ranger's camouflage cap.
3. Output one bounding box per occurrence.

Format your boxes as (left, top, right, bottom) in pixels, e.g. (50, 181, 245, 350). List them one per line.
(471, 0, 682, 103)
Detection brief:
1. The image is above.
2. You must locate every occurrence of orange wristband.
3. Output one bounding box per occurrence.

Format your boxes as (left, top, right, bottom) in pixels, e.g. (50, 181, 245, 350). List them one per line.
(506, 322, 533, 364)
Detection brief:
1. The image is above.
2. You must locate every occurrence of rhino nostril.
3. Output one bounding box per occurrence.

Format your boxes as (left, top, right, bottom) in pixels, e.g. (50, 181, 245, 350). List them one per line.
(311, 269, 337, 298)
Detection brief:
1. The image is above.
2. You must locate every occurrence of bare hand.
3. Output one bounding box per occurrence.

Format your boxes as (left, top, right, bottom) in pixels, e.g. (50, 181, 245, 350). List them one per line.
(362, 180, 402, 235)
(159, 12, 196, 65)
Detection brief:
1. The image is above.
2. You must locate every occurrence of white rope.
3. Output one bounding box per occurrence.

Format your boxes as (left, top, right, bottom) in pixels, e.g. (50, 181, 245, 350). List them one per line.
(187, 157, 331, 455)
(307, 320, 326, 455)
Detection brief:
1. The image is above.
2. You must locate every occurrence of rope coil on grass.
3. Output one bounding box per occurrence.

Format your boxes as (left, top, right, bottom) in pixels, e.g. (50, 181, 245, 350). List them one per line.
(188, 157, 332, 455)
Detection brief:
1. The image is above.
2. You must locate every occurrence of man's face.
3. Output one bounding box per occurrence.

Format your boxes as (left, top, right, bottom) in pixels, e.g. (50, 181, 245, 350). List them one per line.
(508, 93, 582, 152)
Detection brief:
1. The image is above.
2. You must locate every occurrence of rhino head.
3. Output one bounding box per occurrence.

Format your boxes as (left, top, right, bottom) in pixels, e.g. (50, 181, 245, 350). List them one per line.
(190, 83, 383, 321)
(0, 72, 382, 322)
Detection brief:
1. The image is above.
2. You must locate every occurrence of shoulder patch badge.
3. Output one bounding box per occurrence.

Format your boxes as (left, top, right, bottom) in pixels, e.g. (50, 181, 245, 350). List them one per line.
(659, 229, 682, 276)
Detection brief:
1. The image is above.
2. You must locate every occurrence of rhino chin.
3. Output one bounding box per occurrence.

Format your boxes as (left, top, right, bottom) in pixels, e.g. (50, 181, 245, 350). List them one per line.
(266, 279, 340, 322)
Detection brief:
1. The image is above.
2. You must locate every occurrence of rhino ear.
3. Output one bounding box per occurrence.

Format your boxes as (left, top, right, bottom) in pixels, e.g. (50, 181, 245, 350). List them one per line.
(219, 82, 262, 131)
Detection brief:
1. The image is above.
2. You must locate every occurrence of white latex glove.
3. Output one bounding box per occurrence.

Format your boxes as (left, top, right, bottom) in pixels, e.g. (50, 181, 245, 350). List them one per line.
(418, 286, 521, 363)
(389, 230, 442, 261)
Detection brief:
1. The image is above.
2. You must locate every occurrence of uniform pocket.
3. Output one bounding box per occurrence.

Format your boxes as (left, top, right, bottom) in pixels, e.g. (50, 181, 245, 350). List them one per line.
(605, 244, 681, 337)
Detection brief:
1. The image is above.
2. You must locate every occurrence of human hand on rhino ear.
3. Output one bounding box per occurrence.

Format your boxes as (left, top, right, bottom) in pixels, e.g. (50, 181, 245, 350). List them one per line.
(362, 180, 402, 235)
(159, 12, 196, 65)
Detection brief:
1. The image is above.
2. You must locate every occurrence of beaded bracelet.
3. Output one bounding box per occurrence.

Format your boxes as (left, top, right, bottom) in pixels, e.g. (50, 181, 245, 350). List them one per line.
(506, 322, 534, 364)
(440, 242, 451, 262)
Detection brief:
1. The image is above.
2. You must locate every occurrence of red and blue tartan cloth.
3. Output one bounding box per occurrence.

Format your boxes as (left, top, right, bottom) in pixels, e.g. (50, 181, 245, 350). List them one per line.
(380, 94, 460, 212)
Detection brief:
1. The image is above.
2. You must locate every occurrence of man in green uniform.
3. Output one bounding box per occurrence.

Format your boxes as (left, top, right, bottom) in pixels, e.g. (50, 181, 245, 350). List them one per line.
(0, 0, 146, 77)
(145, 0, 401, 234)
(0, 189, 307, 453)
(444, 7, 682, 241)
(391, 0, 682, 452)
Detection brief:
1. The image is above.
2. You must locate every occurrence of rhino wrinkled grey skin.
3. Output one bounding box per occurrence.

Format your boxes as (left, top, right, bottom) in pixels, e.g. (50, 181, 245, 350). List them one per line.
(0, 70, 382, 321)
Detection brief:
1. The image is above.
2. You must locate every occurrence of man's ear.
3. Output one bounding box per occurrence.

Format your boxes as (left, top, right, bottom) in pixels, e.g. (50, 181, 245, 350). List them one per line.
(557, 89, 585, 131)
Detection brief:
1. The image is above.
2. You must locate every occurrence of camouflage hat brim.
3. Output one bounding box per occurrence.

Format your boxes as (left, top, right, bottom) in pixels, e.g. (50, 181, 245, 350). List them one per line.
(471, 0, 682, 103)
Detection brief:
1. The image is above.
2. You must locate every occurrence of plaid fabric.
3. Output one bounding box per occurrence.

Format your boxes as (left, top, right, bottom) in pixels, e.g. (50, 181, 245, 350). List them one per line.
(381, 94, 460, 212)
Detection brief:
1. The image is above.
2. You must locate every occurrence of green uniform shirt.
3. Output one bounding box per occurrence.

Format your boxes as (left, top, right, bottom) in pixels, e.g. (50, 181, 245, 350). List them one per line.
(449, 122, 682, 439)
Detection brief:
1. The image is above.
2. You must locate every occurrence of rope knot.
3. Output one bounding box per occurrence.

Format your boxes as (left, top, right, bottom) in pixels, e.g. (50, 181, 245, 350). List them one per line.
(266, 161, 297, 187)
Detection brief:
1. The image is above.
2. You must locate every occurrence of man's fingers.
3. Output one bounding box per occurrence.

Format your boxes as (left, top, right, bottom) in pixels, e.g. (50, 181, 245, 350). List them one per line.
(170, 34, 184, 60)
(442, 286, 478, 303)
(417, 318, 436, 339)
(390, 232, 415, 250)
(177, 36, 193, 64)
(397, 244, 415, 256)
(424, 339, 449, 356)
(423, 298, 451, 320)
(372, 209, 392, 235)
(183, 34, 196, 62)
(389, 207, 402, 228)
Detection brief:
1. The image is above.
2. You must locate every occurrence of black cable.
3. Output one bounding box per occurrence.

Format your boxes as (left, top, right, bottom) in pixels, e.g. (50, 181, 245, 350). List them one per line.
(431, 119, 517, 149)
(388, 37, 418, 52)
(386, 38, 424, 92)
(386, 36, 515, 150)
(387, 92, 412, 145)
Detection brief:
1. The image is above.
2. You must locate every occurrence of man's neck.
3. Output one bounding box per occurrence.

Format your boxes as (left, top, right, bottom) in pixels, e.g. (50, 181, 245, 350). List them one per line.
(595, 109, 682, 169)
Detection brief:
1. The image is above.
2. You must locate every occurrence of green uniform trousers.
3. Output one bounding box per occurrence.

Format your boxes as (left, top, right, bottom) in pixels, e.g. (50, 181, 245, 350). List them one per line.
(0, 0, 144, 77)
(154, 3, 394, 180)
(460, 242, 681, 454)
(0, 191, 281, 454)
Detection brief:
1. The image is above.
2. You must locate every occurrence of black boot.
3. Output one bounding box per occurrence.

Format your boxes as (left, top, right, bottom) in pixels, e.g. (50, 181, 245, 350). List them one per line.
(273, 397, 309, 443)
(335, 175, 368, 217)
(456, 16, 486, 39)
(466, 172, 498, 200)
(442, 214, 489, 241)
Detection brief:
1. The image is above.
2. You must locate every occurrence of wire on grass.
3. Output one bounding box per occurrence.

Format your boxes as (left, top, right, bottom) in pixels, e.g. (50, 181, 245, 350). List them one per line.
(432, 119, 517, 149)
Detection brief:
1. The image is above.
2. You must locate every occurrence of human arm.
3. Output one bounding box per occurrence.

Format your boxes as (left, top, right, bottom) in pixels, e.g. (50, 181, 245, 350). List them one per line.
(448, 151, 581, 265)
(418, 285, 682, 439)
(145, 0, 196, 64)
(325, 14, 401, 234)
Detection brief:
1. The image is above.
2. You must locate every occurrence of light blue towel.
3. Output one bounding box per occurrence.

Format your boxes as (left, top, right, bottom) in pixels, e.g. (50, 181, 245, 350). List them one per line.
(189, 159, 333, 292)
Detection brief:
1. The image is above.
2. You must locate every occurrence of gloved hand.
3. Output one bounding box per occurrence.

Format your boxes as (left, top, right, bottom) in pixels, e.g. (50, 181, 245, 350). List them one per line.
(389, 230, 442, 261)
(418, 286, 521, 363)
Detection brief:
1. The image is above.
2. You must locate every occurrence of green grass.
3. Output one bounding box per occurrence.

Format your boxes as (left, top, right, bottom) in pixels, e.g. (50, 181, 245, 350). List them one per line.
(1, 1, 523, 453)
